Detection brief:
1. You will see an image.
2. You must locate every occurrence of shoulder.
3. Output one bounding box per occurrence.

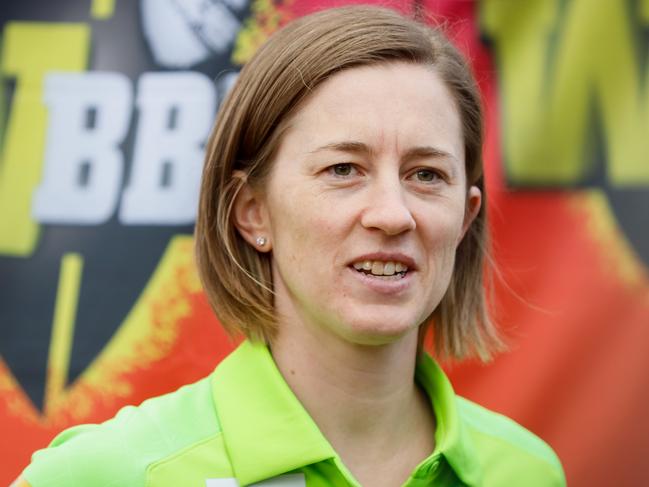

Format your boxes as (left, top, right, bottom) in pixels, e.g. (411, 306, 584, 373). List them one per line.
(22, 376, 222, 487)
(457, 396, 566, 486)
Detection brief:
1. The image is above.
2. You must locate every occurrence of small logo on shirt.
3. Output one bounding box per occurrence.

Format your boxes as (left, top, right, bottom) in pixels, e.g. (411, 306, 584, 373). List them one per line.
(206, 473, 306, 487)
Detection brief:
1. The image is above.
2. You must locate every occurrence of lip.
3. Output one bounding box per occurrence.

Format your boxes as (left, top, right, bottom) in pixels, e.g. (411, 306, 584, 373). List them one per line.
(346, 265, 413, 295)
(346, 252, 416, 296)
(348, 252, 417, 270)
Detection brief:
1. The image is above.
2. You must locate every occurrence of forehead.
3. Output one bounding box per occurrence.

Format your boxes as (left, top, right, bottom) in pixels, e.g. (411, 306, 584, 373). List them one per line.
(282, 62, 463, 159)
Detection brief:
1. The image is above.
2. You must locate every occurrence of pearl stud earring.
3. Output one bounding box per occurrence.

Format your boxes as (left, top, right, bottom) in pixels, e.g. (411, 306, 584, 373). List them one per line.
(256, 236, 267, 247)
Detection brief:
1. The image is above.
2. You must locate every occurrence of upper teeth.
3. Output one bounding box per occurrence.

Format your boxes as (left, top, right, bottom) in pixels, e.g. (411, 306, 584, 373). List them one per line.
(352, 260, 408, 276)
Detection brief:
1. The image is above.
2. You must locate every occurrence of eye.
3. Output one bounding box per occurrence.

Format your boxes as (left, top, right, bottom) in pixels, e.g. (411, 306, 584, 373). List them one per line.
(412, 168, 441, 183)
(329, 163, 356, 177)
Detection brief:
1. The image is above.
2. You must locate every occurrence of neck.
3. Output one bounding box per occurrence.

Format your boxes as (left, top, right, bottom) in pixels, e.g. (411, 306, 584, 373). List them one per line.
(270, 318, 436, 482)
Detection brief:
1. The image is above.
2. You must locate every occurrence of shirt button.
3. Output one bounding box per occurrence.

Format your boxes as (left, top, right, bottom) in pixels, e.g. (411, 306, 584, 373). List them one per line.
(430, 459, 441, 473)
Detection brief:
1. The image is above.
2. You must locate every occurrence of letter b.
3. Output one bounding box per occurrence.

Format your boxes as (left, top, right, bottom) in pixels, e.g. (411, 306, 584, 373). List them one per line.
(119, 72, 216, 225)
(32, 73, 132, 224)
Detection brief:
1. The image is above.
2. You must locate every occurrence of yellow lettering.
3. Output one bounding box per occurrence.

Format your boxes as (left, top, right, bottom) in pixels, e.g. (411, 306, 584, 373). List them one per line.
(481, 0, 649, 186)
(44, 253, 84, 417)
(640, 0, 649, 22)
(0, 23, 89, 256)
(91, 0, 116, 19)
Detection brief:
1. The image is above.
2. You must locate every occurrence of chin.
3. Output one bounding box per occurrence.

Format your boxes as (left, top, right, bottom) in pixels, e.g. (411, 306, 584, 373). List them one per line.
(336, 313, 420, 346)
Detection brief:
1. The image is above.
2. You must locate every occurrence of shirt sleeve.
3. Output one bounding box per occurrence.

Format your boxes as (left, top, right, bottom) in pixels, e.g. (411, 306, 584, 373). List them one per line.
(22, 408, 148, 487)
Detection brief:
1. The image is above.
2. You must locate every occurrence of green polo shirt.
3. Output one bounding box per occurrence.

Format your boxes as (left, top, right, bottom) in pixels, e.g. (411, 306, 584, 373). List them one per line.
(23, 341, 565, 486)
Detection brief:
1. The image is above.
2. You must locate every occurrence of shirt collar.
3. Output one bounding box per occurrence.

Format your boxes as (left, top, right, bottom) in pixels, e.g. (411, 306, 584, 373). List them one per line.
(211, 340, 336, 485)
(416, 353, 482, 485)
(211, 340, 482, 486)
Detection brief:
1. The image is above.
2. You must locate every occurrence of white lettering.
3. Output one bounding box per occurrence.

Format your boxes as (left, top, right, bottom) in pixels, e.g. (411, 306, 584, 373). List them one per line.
(119, 72, 215, 225)
(32, 72, 132, 224)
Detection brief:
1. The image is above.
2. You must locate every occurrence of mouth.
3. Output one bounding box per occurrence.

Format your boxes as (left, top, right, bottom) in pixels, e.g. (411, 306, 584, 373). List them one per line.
(351, 259, 409, 279)
(346, 254, 415, 294)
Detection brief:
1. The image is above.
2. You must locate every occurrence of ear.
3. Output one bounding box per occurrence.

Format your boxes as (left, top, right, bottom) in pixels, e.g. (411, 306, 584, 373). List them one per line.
(458, 185, 482, 245)
(232, 171, 272, 252)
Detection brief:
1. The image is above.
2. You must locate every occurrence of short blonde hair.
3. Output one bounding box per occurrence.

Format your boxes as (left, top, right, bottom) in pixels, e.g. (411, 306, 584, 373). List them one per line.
(195, 5, 504, 361)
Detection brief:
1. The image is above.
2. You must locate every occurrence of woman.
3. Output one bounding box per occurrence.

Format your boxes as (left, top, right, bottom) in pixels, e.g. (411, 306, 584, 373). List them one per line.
(17, 6, 565, 487)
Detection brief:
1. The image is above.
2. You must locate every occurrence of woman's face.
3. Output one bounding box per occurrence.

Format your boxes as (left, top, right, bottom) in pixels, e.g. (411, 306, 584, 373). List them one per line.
(248, 62, 480, 346)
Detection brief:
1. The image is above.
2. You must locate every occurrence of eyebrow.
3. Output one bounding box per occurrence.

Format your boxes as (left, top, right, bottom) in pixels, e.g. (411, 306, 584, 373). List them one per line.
(309, 141, 375, 156)
(309, 141, 458, 166)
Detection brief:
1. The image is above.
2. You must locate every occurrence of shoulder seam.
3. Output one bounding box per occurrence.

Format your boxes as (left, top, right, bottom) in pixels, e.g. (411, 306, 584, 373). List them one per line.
(457, 397, 563, 471)
(469, 428, 565, 485)
(145, 431, 224, 487)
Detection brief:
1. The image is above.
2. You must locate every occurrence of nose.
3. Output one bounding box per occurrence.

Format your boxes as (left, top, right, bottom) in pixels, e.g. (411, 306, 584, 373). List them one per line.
(360, 176, 416, 235)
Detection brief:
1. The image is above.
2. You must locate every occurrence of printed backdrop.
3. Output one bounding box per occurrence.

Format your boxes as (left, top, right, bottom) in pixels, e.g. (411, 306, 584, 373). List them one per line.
(1, 1, 648, 486)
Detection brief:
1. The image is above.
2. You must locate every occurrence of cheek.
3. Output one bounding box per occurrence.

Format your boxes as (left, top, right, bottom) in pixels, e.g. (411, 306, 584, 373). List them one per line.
(269, 194, 336, 270)
(420, 207, 466, 274)
(274, 184, 348, 238)
(422, 206, 465, 248)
